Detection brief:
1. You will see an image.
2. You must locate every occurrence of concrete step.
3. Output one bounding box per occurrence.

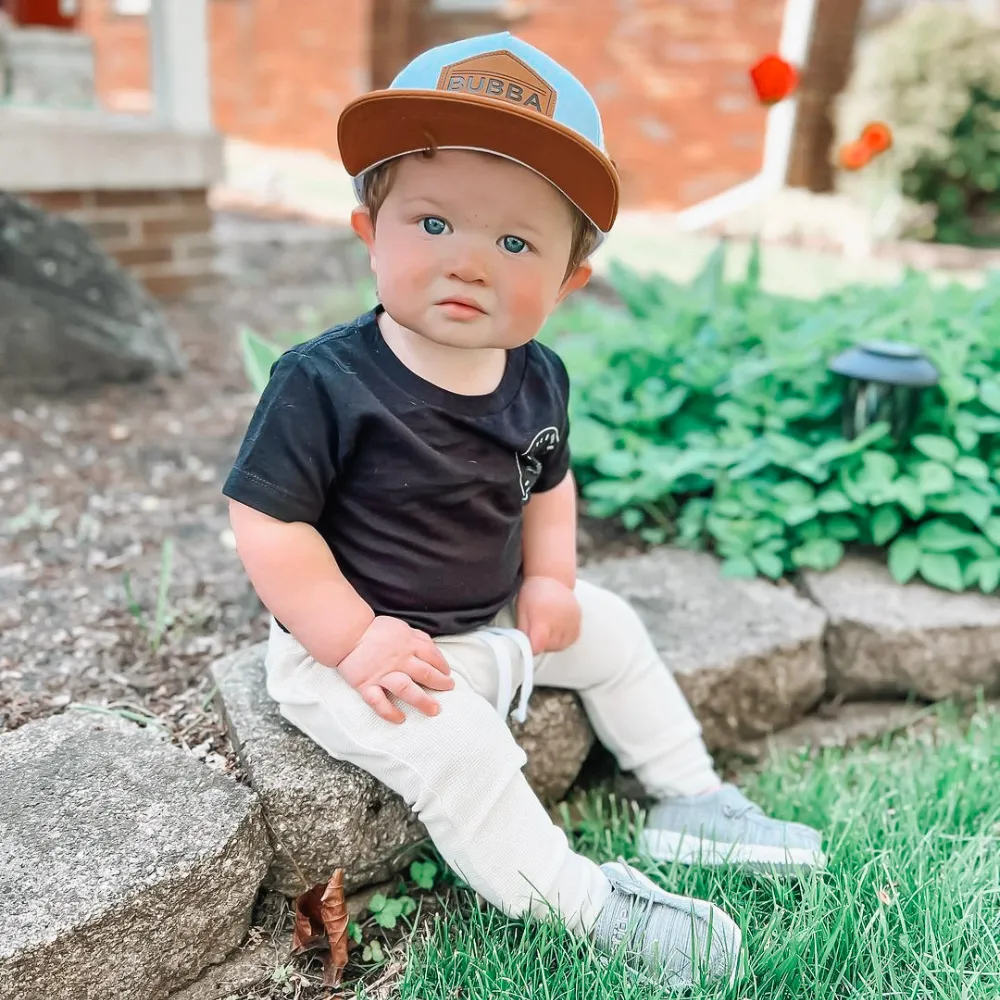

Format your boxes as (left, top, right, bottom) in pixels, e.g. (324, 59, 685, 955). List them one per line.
(0, 712, 272, 1000)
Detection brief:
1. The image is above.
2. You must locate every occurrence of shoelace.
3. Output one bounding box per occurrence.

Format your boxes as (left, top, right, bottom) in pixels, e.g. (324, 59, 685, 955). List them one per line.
(475, 627, 535, 724)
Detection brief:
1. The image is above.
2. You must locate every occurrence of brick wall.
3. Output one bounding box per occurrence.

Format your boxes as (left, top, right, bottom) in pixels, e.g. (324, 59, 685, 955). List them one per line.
(515, 0, 782, 208)
(79, 0, 369, 146)
(23, 187, 217, 299)
(78, 0, 152, 112)
(208, 0, 369, 151)
(78, 0, 786, 211)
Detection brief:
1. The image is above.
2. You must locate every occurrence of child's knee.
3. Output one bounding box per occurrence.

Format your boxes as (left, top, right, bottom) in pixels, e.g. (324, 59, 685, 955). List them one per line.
(575, 578, 646, 638)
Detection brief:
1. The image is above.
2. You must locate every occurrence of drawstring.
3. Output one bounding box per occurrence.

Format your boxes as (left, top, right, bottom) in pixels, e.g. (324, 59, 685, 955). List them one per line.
(477, 627, 535, 724)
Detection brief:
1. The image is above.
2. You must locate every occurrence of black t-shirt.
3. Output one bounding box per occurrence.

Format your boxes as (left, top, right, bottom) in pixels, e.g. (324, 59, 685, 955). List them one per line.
(222, 306, 572, 636)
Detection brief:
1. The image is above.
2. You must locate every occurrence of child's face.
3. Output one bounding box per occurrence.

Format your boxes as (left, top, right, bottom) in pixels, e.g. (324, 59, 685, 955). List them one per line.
(352, 149, 593, 352)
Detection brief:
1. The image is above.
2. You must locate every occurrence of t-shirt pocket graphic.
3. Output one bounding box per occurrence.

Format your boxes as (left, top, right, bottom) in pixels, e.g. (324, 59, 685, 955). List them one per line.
(516, 426, 560, 502)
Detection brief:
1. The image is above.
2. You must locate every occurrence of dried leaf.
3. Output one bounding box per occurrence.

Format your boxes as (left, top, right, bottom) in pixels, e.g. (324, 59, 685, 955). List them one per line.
(291, 883, 328, 954)
(320, 869, 350, 987)
(290, 870, 351, 987)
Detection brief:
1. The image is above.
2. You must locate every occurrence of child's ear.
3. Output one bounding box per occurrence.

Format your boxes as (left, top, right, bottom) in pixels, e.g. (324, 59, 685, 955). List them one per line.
(351, 207, 377, 274)
(557, 260, 593, 303)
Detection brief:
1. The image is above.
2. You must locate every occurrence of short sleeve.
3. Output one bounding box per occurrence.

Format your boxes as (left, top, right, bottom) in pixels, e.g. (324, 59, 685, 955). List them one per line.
(532, 350, 572, 494)
(222, 350, 340, 524)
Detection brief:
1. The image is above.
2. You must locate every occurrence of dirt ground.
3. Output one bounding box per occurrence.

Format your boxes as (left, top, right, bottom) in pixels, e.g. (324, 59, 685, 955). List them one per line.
(1, 214, 375, 767)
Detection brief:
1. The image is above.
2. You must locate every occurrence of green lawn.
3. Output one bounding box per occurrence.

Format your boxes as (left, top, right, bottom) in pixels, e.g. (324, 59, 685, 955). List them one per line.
(372, 702, 1000, 999)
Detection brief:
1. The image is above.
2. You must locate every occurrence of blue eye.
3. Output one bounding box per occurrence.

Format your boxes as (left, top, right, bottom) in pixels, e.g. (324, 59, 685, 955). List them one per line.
(421, 216, 448, 235)
(501, 235, 528, 254)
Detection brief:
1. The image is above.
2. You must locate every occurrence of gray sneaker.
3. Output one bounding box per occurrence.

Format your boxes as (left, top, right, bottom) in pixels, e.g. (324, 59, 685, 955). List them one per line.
(591, 859, 741, 989)
(639, 784, 826, 873)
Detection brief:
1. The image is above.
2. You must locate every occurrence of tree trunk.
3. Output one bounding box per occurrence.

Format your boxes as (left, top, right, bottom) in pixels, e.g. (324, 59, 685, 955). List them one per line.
(787, 0, 865, 192)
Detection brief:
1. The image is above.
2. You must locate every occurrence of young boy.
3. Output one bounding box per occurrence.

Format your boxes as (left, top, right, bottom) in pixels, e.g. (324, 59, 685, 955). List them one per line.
(224, 32, 824, 989)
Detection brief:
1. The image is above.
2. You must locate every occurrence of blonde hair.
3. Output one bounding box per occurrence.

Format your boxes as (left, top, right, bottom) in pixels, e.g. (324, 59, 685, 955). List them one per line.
(360, 155, 601, 280)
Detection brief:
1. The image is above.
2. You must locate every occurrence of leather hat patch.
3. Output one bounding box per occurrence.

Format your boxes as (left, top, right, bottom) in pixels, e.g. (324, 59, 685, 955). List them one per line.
(436, 50, 557, 117)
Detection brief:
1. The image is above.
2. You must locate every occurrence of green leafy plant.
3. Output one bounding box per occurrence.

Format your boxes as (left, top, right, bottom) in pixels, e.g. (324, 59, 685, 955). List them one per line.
(543, 243, 1000, 592)
(239, 325, 282, 397)
(240, 249, 1000, 593)
(238, 279, 379, 394)
(349, 860, 440, 967)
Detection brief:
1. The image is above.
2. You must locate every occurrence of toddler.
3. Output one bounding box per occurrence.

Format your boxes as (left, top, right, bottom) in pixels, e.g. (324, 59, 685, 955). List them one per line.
(224, 32, 824, 989)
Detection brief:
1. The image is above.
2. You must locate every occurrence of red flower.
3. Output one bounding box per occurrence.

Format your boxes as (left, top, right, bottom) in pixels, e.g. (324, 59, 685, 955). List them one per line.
(749, 54, 799, 106)
(838, 141, 873, 172)
(861, 122, 893, 155)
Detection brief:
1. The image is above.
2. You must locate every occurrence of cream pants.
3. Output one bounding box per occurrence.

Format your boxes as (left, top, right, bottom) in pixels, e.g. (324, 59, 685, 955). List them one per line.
(264, 579, 718, 935)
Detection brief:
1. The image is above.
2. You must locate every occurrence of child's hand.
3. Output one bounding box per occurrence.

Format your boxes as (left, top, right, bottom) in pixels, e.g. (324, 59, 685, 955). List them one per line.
(516, 576, 581, 655)
(337, 616, 455, 724)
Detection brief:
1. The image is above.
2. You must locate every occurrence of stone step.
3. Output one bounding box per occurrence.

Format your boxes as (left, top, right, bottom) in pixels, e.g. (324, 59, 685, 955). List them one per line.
(802, 557, 1000, 701)
(734, 700, 933, 764)
(210, 643, 594, 897)
(0, 712, 271, 1000)
(581, 548, 829, 750)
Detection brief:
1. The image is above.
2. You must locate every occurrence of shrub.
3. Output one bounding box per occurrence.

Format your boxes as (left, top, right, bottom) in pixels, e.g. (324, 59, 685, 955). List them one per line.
(834, 2, 1000, 245)
(239, 252, 1000, 593)
(542, 245, 1000, 593)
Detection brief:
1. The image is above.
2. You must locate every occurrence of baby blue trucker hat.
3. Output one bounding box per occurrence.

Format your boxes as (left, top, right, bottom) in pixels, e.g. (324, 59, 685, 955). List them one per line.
(337, 32, 620, 234)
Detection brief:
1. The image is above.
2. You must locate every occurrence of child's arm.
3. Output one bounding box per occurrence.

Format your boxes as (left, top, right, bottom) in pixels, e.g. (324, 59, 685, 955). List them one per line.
(522, 470, 577, 588)
(229, 500, 375, 666)
(517, 472, 581, 653)
(229, 500, 454, 723)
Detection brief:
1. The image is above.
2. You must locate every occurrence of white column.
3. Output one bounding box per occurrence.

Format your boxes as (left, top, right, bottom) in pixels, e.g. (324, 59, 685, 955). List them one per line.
(149, 0, 213, 132)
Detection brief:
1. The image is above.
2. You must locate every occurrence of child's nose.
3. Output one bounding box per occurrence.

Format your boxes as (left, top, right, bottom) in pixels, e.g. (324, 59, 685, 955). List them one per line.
(446, 246, 490, 284)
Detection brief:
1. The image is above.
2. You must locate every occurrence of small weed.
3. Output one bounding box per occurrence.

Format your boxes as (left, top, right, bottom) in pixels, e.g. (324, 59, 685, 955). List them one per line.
(346, 859, 443, 971)
(65, 702, 170, 731)
(122, 536, 177, 652)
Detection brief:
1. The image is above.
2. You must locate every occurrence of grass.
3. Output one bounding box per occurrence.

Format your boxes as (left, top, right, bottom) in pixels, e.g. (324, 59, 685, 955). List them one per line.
(351, 702, 1000, 1000)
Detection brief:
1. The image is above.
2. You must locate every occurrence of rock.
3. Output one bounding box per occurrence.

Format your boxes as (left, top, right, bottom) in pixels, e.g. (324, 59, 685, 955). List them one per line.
(210, 644, 426, 898)
(735, 700, 931, 763)
(0, 191, 185, 393)
(0, 712, 270, 1000)
(166, 930, 292, 1000)
(211, 643, 594, 897)
(511, 689, 594, 804)
(803, 557, 1000, 701)
(581, 548, 828, 749)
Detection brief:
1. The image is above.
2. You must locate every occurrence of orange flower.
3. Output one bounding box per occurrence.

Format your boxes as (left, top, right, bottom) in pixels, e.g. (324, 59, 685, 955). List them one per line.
(861, 122, 893, 155)
(749, 54, 799, 106)
(839, 141, 873, 171)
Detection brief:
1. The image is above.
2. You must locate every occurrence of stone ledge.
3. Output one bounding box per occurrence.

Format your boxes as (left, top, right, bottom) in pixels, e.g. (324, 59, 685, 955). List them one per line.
(0, 109, 224, 193)
(803, 557, 1000, 701)
(735, 700, 932, 763)
(167, 929, 292, 1000)
(0, 712, 272, 1000)
(581, 548, 829, 749)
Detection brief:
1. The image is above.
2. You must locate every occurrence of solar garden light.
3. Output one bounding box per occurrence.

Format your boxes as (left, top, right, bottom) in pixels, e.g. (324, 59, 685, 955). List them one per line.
(828, 341, 940, 441)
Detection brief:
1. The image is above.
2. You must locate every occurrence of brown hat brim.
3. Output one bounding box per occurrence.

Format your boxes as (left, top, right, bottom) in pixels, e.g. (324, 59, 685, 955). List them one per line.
(338, 90, 620, 232)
